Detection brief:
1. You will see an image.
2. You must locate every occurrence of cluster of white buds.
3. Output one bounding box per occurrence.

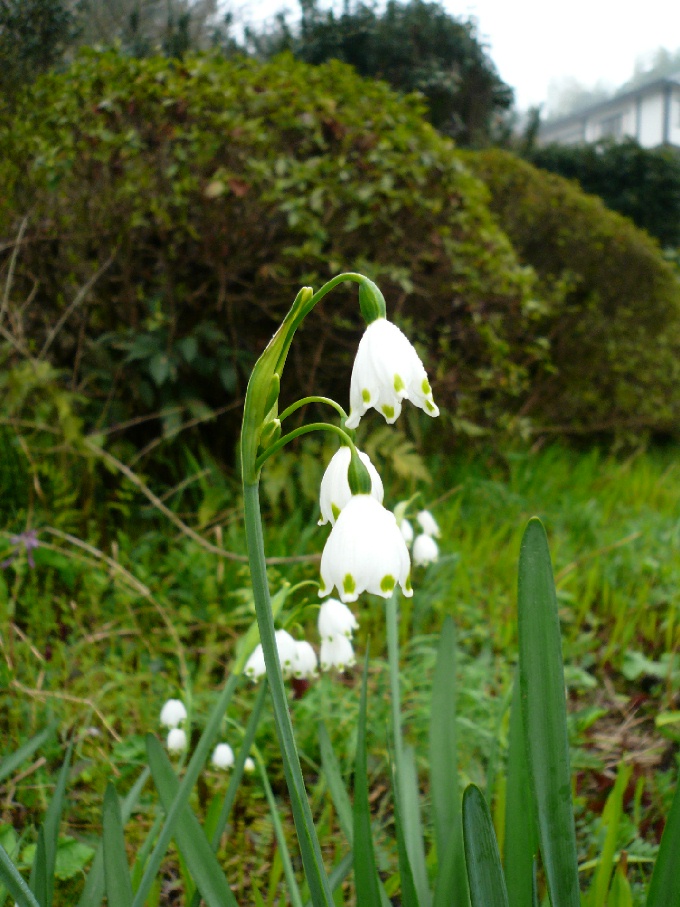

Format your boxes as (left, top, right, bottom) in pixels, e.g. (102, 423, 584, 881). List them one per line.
(245, 629, 319, 683)
(161, 698, 188, 753)
(396, 507, 440, 567)
(318, 598, 358, 671)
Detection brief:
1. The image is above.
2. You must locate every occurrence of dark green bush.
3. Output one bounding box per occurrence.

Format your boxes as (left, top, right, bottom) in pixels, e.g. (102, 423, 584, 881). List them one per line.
(0, 49, 544, 454)
(466, 149, 680, 437)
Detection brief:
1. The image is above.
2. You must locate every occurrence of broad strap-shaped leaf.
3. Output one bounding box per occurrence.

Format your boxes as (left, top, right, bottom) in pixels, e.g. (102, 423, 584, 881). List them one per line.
(430, 615, 468, 907)
(30, 743, 72, 907)
(518, 518, 580, 907)
(30, 829, 48, 907)
(401, 745, 430, 907)
(146, 736, 239, 907)
(0, 842, 41, 907)
(646, 772, 680, 907)
(102, 784, 134, 907)
(591, 764, 632, 907)
(353, 650, 382, 907)
(462, 784, 509, 907)
(391, 763, 420, 907)
(504, 672, 537, 907)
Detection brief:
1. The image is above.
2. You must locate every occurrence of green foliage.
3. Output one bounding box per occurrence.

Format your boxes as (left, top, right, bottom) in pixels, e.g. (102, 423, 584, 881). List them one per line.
(526, 139, 680, 248)
(248, 0, 513, 146)
(0, 49, 546, 451)
(466, 149, 680, 438)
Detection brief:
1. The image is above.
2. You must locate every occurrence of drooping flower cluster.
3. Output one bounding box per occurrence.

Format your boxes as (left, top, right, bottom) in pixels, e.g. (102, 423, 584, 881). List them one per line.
(318, 598, 358, 671)
(160, 698, 188, 754)
(245, 629, 319, 683)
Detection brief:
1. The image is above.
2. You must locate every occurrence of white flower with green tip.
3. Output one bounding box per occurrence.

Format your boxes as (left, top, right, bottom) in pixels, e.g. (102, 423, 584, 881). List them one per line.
(345, 318, 439, 428)
(417, 509, 440, 537)
(413, 533, 439, 566)
(211, 743, 235, 769)
(293, 640, 319, 679)
(399, 517, 414, 546)
(160, 699, 187, 729)
(318, 598, 359, 640)
(244, 629, 298, 682)
(320, 634, 356, 672)
(167, 727, 187, 753)
(318, 446, 384, 525)
(319, 494, 412, 603)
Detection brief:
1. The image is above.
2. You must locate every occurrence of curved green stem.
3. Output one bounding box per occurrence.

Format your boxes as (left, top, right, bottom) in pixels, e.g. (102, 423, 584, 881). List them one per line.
(255, 422, 355, 472)
(243, 481, 333, 907)
(278, 396, 348, 424)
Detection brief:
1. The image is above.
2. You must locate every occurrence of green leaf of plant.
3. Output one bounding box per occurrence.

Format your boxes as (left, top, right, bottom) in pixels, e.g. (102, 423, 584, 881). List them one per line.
(462, 784, 509, 907)
(29, 829, 47, 907)
(146, 736, 239, 907)
(0, 842, 40, 907)
(646, 771, 680, 907)
(430, 615, 468, 907)
(102, 784, 133, 907)
(318, 722, 353, 842)
(30, 744, 71, 907)
(0, 724, 56, 784)
(256, 754, 304, 907)
(391, 764, 419, 907)
(353, 650, 382, 907)
(504, 671, 537, 907)
(591, 764, 632, 907)
(400, 746, 430, 907)
(609, 864, 634, 907)
(518, 518, 580, 907)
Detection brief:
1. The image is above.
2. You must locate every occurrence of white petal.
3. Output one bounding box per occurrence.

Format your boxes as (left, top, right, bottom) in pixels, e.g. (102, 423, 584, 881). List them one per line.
(400, 518, 414, 545)
(293, 640, 319, 678)
(346, 318, 439, 428)
(417, 510, 440, 537)
(160, 698, 187, 729)
(275, 629, 298, 677)
(318, 598, 359, 640)
(167, 727, 187, 753)
(318, 446, 384, 525)
(319, 494, 412, 602)
(244, 644, 266, 682)
(413, 534, 439, 566)
(320, 635, 356, 671)
(211, 743, 235, 769)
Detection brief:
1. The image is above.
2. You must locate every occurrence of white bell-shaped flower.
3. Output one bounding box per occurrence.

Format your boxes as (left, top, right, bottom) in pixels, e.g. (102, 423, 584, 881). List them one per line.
(211, 742, 235, 769)
(417, 509, 440, 537)
(167, 727, 187, 753)
(345, 318, 439, 428)
(399, 517, 414, 546)
(244, 643, 266, 682)
(275, 629, 297, 677)
(293, 640, 319, 679)
(318, 598, 359, 640)
(318, 446, 383, 525)
(320, 634, 356, 672)
(319, 494, 412, 603)
(413, 533, 439, 566)
(160, 698, 187, 729)
(244, 756, 256, 773)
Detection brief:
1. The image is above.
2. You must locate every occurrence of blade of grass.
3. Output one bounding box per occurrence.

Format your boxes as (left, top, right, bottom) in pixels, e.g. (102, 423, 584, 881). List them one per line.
(131, 671, 239, 907)
(400, 746, 430, 907)
(391, 764, 419, 907)
(518, 518, 580, 907)
(256, 751, 304, 907)
(146, 736, 239, 907)
(0, 843, 41, 907)
(30, 744, 71, 907)
(102, 784, 134, 907)
(430, 615, 468, 907)
(504, 671, 537, 907)
(590, 764, 632, 907)
(0, 724, 57, 784)
(462, 784, 509, 907)
(353, 649, 381, 907)
(29, 829, 47, 907)
(318, 722, 353, 842)
(646, 774, 680, 907)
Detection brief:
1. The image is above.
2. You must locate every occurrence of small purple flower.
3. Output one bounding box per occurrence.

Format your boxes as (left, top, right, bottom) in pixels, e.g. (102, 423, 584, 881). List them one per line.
(1, 530, 39, 569)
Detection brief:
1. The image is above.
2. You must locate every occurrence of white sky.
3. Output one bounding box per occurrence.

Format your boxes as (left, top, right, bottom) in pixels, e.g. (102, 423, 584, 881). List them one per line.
(236, 0, 680, 112)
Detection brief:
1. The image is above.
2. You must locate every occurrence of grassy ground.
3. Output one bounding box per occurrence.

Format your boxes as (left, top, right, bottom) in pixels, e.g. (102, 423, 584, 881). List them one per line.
(1, 440, 679, 904)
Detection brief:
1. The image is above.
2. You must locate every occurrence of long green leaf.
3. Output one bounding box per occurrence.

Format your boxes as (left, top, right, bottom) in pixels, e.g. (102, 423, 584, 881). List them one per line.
(318, 722, 353, 842)
(257, 754, 304, 907)
(518, 518, 580, 907)
(462, 784, 509, 907)
(146, 736, 239, 907)
(30, 829, 47, 907)
(401, 746, 430, 907)
(30, 744, 71, 907)
(504, 672, 537, 907)
(78, 767, 150, 907)
(102, 784, 134, 907)
(646, 772, 680, 907)
(353, 650, 381, 907)
(430, 615, 468, 907)
(391, 763, 419, 907)
(0, 843, 40, 907)
(591, 764, 632, 907)
(131, 671, 239, 907)
(0, 724, 57, 784)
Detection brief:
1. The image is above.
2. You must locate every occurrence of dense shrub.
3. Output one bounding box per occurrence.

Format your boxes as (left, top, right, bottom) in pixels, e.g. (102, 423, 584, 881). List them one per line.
(0, 49, 544, 455)
(466, 149, 680, 437)
(526, 139, 680, 248)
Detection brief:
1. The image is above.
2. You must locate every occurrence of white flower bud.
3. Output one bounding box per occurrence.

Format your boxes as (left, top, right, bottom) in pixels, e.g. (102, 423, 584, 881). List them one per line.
(345, 318, 439, 428)
(400, 517, 414, 546)
(413, 533, 439, 566)
(160, 699, 187, 729)
(244, 643, 266, 682)
(319, 495, 412, 603)
(244, 756, 256, 773)
(275, 629, 297, 678)
(211, 743, 235, 769)
(293, 640, 319, 679)
(167, 727, 187, 753)
(417, 509, 440, 537)
(318, 598, 359, 640)
(320, 634, 356, 672)
(318, 446, 384, 525)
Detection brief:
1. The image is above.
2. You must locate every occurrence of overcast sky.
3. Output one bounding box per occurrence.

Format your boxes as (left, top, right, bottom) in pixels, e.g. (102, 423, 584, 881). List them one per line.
(238, 0, 680, 112)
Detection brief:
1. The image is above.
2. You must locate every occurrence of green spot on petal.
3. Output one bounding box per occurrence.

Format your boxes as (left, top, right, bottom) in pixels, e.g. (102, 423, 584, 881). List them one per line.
(380, 574, 395, 593)
(331, 503, 341, 520)
(425, 400, 435, 412)
(394, 374, 405, 393)
(343, 574, 356, 595)
(361, 389, 371, 403)
(382, 405, 395, 419)
(404, 574, 412, 593)
(421, 378, 431, 395)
